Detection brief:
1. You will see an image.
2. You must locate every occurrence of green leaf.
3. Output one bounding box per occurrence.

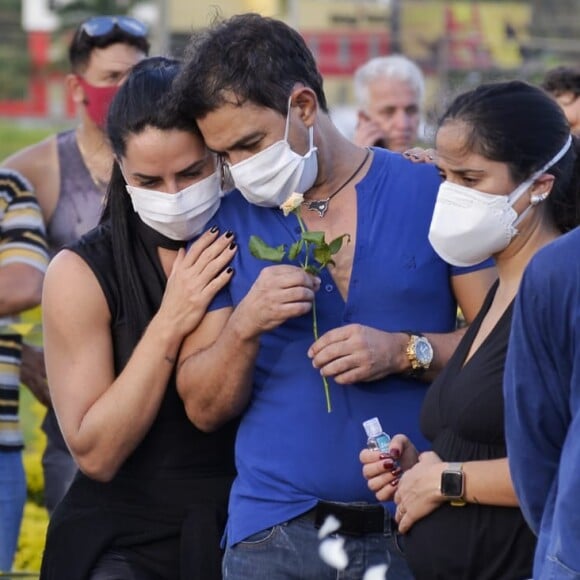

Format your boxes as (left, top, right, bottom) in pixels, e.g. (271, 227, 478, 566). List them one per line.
(288, 240, 303, 261)
(304, 265, 321, 275)
(313, 245, 332, 267)
(249, 235, 286, 262)
(328, 234, 350, 255)
(302, 231, 326, 245)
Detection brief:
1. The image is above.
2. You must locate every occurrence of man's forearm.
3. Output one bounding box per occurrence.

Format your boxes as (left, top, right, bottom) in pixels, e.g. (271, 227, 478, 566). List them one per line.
(177, 310, 261, 432)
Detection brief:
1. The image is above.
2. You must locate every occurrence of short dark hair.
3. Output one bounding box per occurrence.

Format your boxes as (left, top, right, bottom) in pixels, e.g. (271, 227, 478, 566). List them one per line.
(171, 13, 328, 123)
(68, 17, 150, 73)
(439, 80, 580, 233)
(542, 66, 580, 100)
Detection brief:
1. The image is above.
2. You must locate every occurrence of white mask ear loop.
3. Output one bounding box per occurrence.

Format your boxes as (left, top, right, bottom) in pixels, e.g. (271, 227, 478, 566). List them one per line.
(284, 95, 315, 151)
(512, 134, 572, 227)
(284, 96, 293, 141)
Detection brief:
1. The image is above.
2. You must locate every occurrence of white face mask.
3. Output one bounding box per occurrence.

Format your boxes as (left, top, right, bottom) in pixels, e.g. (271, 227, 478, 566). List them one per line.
(428, 135, 572, 267)
(126, 171, 221, 241)
(227, 99, 318, 207)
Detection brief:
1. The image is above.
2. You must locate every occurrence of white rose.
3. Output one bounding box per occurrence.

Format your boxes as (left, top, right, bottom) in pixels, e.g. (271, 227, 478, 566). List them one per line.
(280, 192, 304, 216)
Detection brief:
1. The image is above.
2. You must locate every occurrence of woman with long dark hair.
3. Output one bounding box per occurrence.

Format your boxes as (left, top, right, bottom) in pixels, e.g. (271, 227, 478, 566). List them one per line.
(40, 56, 238, 580)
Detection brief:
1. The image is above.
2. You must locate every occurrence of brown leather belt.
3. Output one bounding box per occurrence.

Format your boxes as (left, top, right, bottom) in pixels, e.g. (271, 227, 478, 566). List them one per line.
(303, 501, 386, 536)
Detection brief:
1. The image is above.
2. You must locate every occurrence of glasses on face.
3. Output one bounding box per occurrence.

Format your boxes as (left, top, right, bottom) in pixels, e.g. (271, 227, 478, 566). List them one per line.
(80, 15, 148, 39)
(218, 156, 235, 191)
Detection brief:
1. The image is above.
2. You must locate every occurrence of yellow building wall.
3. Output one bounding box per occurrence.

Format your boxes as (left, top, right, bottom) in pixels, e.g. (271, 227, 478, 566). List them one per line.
(402, 1, 530, 69)
(169, 0, 281, 31)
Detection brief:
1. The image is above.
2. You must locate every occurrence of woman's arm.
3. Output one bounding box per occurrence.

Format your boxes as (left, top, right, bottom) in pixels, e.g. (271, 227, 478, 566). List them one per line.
(393, 455, 518, 533)
(44, 230, 235, 482)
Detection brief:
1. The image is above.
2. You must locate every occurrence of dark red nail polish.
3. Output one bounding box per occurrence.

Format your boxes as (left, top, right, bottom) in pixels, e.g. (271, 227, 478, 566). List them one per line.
(391, 467, 402, 477)
(390, 448, 401, 459)
(390, 478, 399, 487)
(379, 453, 391, 460)
(382, 460, 394, 470)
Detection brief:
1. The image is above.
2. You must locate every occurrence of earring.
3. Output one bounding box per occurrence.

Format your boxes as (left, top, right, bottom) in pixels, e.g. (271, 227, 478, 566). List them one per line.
(530, 192, 548, 206)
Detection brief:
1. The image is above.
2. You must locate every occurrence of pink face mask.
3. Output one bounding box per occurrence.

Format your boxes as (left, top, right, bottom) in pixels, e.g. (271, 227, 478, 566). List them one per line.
(76, 76, 119, 128)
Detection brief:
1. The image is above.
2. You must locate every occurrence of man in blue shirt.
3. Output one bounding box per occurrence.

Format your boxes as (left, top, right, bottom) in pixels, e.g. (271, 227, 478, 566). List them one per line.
(173, 13, 496, 579)
(505, 227, 580, 580)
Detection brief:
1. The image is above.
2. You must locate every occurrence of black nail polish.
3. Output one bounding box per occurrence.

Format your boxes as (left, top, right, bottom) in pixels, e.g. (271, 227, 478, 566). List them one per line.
(225, 230, 234, 238)
(210, 225, 219, 233)
(226, 267, 234, 274)
(229, 242, 236, 250)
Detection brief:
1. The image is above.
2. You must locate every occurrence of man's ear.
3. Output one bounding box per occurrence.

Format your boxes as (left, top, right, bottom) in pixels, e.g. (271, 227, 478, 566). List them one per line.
(66, 73, 85, 106)
(290, 87, 318, 127)
(357, 110, 371, 123)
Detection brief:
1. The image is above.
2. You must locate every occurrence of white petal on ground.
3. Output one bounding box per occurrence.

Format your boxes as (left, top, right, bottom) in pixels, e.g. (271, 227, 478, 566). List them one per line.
(319, 537, 348, 570)
(363, 564, 388, 580)
(317, 515, 341, 539)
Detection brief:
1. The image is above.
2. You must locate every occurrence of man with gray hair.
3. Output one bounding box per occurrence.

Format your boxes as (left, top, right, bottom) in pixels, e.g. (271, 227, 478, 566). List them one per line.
(353, 54, 425, 153)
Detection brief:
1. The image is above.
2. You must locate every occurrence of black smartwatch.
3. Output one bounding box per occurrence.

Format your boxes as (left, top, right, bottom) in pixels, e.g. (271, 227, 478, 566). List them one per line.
(440, 462, 466, 507)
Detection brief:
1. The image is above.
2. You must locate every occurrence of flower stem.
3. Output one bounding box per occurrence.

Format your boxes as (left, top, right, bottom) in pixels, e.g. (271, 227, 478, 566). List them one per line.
(296, 211, 307, 234)
(312, 298, 332, 413)
(296, 208, 331, 412)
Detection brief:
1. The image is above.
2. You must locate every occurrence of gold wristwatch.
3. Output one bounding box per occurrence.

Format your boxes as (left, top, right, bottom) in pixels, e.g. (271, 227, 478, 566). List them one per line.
(404, 332, 433, 377)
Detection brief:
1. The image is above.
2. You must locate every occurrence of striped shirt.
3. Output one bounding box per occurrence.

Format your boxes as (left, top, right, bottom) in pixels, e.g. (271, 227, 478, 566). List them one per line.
(0, 170, 49, 450)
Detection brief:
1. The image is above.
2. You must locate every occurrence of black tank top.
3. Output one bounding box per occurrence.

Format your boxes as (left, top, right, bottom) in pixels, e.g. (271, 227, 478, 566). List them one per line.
(403, 282, 535, 580)
(70, 222, 238, 479)
(41, 201, 236, 580)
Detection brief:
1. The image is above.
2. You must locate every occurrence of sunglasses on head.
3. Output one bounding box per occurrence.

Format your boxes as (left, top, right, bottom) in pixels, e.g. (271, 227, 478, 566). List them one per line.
(80, 15, 148, 39)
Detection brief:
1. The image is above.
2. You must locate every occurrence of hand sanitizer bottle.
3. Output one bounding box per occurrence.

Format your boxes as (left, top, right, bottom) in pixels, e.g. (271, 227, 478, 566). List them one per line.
(363, 417, 391, 452)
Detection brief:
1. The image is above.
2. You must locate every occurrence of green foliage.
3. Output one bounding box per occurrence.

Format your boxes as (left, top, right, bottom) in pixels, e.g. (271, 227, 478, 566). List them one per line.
(13, 502, 48, 573)
(249, 236, 285, 262)
(249, 229, 349, 274)
(23, 451, 45, 507)
(17, 367, 49, 574)
(0, 121, 62, 163)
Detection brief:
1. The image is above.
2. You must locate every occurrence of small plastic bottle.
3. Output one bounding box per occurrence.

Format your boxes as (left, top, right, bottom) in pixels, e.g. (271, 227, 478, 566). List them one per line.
(363, 417, 391, 452)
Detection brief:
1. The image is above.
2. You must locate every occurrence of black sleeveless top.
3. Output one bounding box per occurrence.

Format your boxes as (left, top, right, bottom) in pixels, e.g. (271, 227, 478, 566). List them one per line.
(40, 221, 237, 580)
(73, 222, 237, 479)
(403, 282, 536, 580)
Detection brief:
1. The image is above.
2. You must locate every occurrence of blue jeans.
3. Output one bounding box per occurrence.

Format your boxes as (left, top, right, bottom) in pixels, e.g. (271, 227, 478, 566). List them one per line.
(223, 510, 414, 579)
(0, 450, 26, 572)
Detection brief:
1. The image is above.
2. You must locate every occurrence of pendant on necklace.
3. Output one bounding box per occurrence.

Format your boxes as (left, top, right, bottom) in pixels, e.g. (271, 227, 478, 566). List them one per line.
(304, 198, 330, 218)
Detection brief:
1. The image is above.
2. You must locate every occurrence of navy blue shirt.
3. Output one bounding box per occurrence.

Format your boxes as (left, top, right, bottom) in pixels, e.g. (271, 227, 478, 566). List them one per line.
(208, 148, 493, 546)
(505, 226, 580, 579)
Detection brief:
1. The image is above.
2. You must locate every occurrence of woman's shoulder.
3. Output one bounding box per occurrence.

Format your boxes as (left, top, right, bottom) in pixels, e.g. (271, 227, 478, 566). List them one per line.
(44, 245, 110, 321)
